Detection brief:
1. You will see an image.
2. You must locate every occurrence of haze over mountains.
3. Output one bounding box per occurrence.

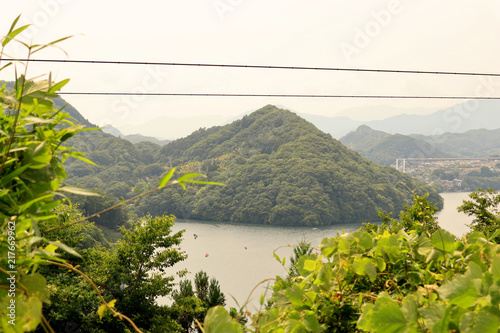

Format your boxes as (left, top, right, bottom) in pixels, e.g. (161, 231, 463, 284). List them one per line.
(103, 99, 500, 141)
(300, 99, 500, 138)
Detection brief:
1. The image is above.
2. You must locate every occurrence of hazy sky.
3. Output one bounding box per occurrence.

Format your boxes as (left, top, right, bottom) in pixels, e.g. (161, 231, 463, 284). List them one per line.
(1, 1, 500, 135)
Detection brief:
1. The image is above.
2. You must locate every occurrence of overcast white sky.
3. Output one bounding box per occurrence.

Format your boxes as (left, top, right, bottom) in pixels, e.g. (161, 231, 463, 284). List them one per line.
(1, 1, 500, 136)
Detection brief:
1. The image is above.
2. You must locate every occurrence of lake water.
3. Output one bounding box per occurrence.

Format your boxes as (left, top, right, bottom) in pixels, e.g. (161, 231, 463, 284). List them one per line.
(157, 192, 474, 310)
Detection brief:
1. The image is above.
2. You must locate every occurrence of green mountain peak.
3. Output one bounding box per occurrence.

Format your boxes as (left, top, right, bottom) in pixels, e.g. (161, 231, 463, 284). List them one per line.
(136, 105, 441, 226)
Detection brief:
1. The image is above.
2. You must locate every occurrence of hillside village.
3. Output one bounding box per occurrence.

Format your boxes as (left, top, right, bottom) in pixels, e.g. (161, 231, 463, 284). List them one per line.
(392, 157, 500, 191)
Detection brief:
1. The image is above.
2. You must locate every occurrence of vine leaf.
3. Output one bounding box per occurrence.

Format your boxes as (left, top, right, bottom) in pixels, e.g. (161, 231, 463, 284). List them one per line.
(358, 296, 408, 333)
(430, 229, 455, 252)
(202, 306, 243, 333)
(438, 275, 478, 308)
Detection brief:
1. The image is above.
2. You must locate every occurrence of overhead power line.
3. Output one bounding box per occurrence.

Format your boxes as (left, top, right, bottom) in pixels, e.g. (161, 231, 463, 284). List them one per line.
(57, 92, 500, 99)
(4, 58, 500, 77)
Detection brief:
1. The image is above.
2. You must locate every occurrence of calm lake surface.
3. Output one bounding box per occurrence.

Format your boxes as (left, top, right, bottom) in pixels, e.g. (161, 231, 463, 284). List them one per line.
(158, 192, 473, 310)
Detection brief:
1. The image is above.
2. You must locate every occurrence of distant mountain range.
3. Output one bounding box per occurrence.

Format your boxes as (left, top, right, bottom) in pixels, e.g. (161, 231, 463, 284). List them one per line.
(51, 99, 171, 146)
(301, 99, 500, 138)
(117, 115, 228, 140)
(101, 126, 171, 146)
(94, 99, 500, 141)
(412, 128, 500, 158)
(339, 125, 500, 166)
(339, 125, 451, 166)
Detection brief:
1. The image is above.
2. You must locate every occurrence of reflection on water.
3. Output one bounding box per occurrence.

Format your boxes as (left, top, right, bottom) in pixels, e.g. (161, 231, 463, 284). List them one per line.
(157, 192, 474, 310)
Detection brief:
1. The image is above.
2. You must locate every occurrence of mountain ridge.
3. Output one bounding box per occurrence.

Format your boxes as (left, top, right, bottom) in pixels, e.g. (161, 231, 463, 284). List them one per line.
(340, 125, 452, 166)
(133, 105, 442, 226)
(340, 125, 500, 167)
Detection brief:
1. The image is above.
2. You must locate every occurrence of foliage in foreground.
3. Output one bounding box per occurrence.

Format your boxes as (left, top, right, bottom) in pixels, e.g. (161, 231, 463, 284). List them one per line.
(0, 17, 221, 333)
(39, 212, 188, 333)
(203, 190, 500, 332)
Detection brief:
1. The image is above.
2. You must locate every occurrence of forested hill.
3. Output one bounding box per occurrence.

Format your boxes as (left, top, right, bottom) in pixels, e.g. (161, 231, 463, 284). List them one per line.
(132, 105, 442, 226)
(340, 125, 451, 166)
(340, 125, 500, 167)
(411, 128, 500, 158)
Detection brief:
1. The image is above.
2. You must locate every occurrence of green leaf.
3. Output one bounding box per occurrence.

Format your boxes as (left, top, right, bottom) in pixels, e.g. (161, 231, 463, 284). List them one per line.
(158, 167, 176, 189)
(203, 306, 244, 333)
(319, 237, 337, 257)
(364, 261, 377, 282)
(28, 236, 44, 247)
(401, 296, 418, 326)
(47, 79, 69, 95)
(31, 216, 41, 237)
(490, 255, 500, 278)
(2, 20, 29, 47)
(302, 311, 320, 331)
(285, 285, 305, 307)
(177, 172, 204, 183)
(284, 318, 305, 333)
(17, 295, 43, 331)
(417, 234, 433, 256)
(358, 297, 408, 333)
(303, 259, 317, 272)
(459, 308, 499, 333)
(431, 229, 455, 252)
(23, 116, 54, 124)
(0, 61, 12, 72)
(314, 264, 332, 290)
(369, 298, 408, 333)
(274, 253, 282, 264)
(182, 179, 226, 186)
(356, 231, 374, 250)
(70, 154, 97, 166)
(438, 275, 478, 308)
(467, 261, 484, 279)
(47, 240, 81, 258)
(0, 165, 29, 187)
(19, 273, 50, 303)
(31, 35, 73, 55)
(352, 257, 377, 282)
(59, 186, 100, 196)
(30, 141, 51, 166)
(19, 193, 54, 212)
(418, 304, 445, 331)
(375, 257, 386, 271)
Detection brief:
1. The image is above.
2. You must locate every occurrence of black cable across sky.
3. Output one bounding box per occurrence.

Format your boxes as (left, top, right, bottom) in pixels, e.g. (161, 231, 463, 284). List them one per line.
(4, 58, 500, 77)
(57, 92, 500, 99)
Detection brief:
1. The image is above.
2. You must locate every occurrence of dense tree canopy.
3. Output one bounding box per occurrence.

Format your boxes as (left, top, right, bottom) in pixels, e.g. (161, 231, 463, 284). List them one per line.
(133, 106, 442, 226)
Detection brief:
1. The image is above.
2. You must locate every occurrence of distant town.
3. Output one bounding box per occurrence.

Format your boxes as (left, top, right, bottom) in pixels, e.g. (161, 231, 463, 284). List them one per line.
(392, 157, 500, 192)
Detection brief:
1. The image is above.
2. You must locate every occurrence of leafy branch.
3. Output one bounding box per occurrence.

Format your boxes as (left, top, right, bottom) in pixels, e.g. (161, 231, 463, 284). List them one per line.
(46, 261, 143, 333)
